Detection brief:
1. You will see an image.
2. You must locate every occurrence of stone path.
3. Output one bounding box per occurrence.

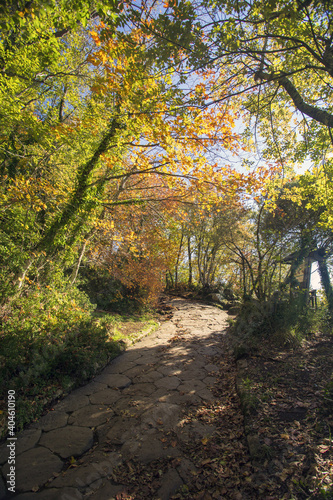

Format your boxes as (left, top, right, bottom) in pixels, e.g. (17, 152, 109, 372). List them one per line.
(0, 298, 229, 499)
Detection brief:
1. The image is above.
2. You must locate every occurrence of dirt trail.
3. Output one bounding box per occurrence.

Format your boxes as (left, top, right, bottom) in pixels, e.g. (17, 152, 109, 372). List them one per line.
(0, 297, 254, 500)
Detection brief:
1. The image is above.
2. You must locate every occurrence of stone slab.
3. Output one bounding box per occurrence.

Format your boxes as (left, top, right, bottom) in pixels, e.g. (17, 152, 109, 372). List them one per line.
(204, 364, 220, 373)
(177, 457, 198, 483)
(122, 365, 148, 378)
(197, 388, 215, 401)
(164, 391, 202, 406)
(176, 421, 216, 444)
(114, 350, 143, 363)
(103, 360, 137, 374)
(105, 417, 139, 445)
(122, 383, 156, 396)
(88, 480, 126, 500)
(14, 487, 83, 499)
(133, 370, 163, 384)
(33, 411, 68, 432)
(177, 380, 206, 394)
(71, 382, 108, 396)
(68, 405, 113, 427)
(89, 389, 123, 406)
(78, 451, 122, 477)
(120, 432, 180, 463)
(178, 370, 207, 381)
(112, 396, 154, 418)
(51, 464, 102, 489)
(39, 426, 94, 458)
(16, 428, 42, 456)
(55, 395, 90, 413)
(196, 346, 221, 356)
(141, 402, 181, 430)
(2, 446, 63, 492)
(203, 376, 217, 386)
(156, 365, 183, 376)
(134, 357, 159, 367)
(157, 469, 183, 500)
(154, 376, 181, 390)
(93, 374, 131, 389)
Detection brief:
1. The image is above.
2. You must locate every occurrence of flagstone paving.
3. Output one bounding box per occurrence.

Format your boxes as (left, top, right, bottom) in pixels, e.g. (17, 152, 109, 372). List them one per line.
(0, 298, 229, 499)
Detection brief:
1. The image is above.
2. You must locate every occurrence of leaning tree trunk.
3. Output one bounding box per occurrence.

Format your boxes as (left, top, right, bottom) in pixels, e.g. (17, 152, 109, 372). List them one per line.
(174, 232, 184, 288)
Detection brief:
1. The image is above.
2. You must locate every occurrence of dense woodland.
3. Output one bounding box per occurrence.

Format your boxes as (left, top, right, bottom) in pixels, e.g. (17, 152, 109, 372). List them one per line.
(0, 0, 333, 488)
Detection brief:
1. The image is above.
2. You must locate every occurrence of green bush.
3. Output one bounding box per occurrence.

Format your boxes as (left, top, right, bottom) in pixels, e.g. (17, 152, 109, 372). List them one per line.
(0, 279, 122, 432)
(79, 265, 149, 313)
(231, 292, 330, 349)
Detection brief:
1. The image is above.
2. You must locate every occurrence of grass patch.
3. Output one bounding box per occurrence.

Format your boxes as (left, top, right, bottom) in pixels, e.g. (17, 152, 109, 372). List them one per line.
(94, 310, 159, 345)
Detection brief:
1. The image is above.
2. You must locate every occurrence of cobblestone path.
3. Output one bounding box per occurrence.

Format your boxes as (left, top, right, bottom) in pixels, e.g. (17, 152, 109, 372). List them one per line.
(0, 298, 229, 499)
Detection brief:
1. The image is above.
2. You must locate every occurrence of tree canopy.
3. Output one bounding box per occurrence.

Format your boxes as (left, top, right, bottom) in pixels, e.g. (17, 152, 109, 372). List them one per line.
(1, 0, 333, 306)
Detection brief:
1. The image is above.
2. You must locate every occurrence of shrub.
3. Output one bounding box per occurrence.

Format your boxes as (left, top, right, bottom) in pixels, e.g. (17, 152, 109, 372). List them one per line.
(230, 292, 330, 349)
(79, 264, 161, 313)
(0, 278, 121, 432)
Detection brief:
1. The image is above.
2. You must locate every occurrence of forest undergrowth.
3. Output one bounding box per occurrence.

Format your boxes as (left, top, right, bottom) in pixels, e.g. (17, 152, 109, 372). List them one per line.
(225, 302, 333, 500)
(0, 279, 159, 438)
(232, 329, 333, 500)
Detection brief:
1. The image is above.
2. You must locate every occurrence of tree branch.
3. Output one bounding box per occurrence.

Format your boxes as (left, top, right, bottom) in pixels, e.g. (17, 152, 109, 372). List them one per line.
(255, 70, 333, 127)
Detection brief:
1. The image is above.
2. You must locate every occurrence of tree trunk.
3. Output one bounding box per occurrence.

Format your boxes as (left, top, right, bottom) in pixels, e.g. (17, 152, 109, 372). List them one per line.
(34, 114, 121, 256)
(187, 236, 192, 286)
(70, 240, 88, 285)
(197, 236, 203, 286)
(241, 256, 247, 299)
(17, 258, 34, 290)
(175, 232, 184, 287)
(166, 270, 173, 289)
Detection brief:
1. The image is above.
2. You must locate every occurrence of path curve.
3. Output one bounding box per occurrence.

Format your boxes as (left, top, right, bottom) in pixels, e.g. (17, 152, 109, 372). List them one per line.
(0, 298, 230, 499)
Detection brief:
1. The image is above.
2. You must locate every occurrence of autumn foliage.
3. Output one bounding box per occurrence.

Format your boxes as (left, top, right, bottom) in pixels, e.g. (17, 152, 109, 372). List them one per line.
(1, 8, 333, 493)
